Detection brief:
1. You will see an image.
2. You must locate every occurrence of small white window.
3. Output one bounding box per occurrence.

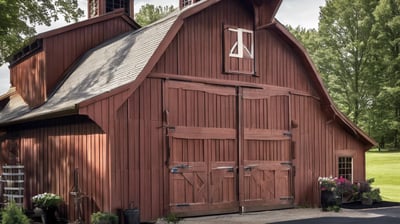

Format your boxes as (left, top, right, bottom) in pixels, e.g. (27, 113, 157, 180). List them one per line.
(183, 0, 193, 7)
(338, 157, 353, 182)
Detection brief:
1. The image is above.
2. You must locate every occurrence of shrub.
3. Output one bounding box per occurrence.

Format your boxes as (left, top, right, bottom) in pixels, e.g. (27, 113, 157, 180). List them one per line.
(354, 178, 382, 205)
(1, 201, 30, 224)
(91, 211, 118, 224)
(165, 213, 180, 223)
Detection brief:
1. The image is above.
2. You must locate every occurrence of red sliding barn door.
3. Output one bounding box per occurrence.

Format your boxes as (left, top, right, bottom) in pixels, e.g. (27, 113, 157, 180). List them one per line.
(164, 81, 239, 216)
(240, 88, 294, 211)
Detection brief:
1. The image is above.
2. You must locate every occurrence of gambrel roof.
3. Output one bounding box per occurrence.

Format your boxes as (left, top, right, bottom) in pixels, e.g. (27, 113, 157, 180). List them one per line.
(0, 0, 376, 146)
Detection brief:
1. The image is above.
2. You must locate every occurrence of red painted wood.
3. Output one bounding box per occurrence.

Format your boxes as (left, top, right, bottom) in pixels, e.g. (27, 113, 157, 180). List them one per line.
(165, 80, 238, 216)
(9, 14, 135, 108)
(1, 0, 373, 222)
(9, 51, 46, 107)
(0, 117, 107, 222)
(241, 88, 293, 211)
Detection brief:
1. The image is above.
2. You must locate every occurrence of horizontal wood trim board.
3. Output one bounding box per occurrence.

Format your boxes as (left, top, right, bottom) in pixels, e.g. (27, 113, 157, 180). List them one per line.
(150, 73, 316, 98)
(244, 128, 290, 140)
(243, 89, 289, 99)
(172, 206, 239, 218)
(241, 204, 294, 212)
(167, 80, 236, 96)
(169, 126, 236, 139)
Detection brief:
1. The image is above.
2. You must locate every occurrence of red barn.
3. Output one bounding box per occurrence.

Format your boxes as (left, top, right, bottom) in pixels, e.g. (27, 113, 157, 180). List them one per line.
(0, 0, 375, 222)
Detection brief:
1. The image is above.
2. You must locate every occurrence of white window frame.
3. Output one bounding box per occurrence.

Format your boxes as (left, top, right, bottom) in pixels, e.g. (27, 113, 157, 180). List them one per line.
(338, 156, 353, 182)
(228, 28, 254, 59)
(183, 0, 193, 7)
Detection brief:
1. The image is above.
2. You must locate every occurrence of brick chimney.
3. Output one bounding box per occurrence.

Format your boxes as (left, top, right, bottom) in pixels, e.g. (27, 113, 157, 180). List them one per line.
(180, 0, 202, 9)
(88, 0, 134, 18)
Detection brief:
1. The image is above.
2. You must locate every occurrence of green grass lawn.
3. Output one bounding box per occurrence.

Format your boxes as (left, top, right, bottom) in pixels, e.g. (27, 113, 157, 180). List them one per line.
(366, 151, 400, 202)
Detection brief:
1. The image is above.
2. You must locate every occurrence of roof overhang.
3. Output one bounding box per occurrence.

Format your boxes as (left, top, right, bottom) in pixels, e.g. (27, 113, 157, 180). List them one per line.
(0, 105, 78, 130)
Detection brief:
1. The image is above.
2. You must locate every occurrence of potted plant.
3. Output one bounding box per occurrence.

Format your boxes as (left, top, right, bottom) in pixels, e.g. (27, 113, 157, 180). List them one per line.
(91, 211, 118, 224)
(318, 176, 338, 211)
(32, 192, 63, 223)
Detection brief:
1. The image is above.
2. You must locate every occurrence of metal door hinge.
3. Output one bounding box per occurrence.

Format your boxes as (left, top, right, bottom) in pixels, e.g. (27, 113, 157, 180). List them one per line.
(244, 164, 258, 171)
(283, 131, 292, 137)
(212, 166, 235, 172)
(170, 164, 192, 174)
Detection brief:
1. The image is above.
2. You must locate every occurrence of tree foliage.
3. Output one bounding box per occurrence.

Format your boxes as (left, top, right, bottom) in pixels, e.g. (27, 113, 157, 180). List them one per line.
(0, 0, 84, 65)
(288, 0, 400, 149)
(318, 0, 379, 125)
(370, 0, 400, 148)
(134, 4, 175, 26)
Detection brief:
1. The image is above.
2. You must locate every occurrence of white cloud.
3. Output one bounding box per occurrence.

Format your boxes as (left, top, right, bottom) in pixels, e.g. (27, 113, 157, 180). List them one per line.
(276, 0, 325, 29)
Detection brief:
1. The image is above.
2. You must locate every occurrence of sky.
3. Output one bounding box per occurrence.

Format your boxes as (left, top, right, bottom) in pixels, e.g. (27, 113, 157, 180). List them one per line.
(0, 0, 325, 95)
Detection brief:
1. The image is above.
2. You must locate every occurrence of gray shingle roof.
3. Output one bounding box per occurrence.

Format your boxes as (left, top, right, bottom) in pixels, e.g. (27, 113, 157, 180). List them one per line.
(0, 11, 179, 125)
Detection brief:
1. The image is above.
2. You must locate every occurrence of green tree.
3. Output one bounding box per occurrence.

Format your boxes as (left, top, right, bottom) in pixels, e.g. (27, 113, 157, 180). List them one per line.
(286, 26, 319, 59)
(370, 0, 400, 148)
(0, 0, 84, 65)
(288, 0, 400, 149)
(134, 4, 175, 26)
(318, 0, 379, 127)
(286, 25, 328, 79)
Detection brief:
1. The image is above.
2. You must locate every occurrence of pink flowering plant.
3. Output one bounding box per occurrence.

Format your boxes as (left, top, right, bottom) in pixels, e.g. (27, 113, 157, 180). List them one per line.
(335, 177, 353, 194)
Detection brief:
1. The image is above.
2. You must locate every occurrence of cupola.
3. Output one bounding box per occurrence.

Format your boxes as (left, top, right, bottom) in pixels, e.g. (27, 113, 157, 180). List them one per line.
(180, 0, 202, 9)
(88, 0, 134, 18)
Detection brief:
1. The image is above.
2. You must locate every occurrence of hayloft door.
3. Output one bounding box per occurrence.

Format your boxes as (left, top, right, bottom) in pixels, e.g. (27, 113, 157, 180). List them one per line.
(165, 81, 239, 216)
(240, 88, 294, 211)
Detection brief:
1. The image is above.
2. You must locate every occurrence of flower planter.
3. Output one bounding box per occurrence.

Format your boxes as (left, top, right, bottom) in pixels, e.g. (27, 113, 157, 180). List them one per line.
(321, 190, 336, 211)
(34, 207, 58, 224)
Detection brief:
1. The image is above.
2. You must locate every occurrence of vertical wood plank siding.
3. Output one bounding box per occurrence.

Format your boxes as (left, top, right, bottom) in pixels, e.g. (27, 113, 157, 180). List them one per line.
(116, 79, 164, 220)
(44, 17, 134, 95)
(153, 0, 369, 209)
(154, 0, 312, 92)
(10, 51, 46, 107)
(80, 79, 164, 221)
(290, 95, 366, 206)
(0, 117, 107, 222)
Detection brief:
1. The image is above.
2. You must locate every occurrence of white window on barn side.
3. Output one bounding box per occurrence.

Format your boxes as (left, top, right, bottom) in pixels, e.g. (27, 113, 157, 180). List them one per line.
(224, 25, 255, 75)
(183, 0, 193, 7)
(338, 157, 353, 182)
